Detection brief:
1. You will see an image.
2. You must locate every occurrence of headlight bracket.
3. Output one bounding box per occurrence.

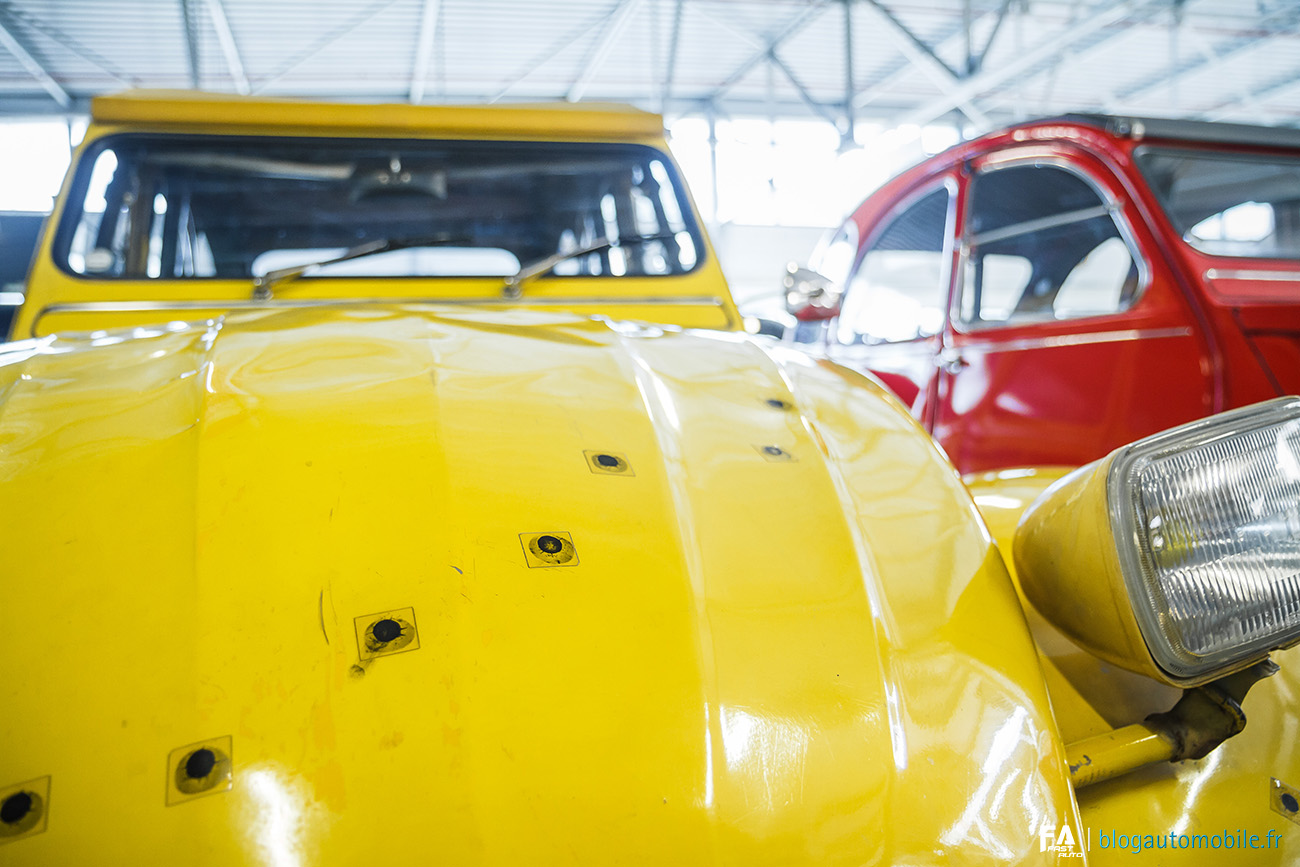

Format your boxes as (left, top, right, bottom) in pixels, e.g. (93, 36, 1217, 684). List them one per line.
(1067, 657, 1278, 788)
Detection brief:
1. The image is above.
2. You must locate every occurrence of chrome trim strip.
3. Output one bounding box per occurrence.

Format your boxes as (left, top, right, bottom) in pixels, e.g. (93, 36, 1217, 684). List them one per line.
(963, 326, 1192, 354)
(969, 204, 1111, 247)
(1205, 269, 1300, 282)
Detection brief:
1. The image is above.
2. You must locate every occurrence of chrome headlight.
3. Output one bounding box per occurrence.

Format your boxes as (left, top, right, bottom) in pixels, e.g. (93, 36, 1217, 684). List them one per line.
(1016, 398, 1300, 686)
(1110, 397, 1300, 680)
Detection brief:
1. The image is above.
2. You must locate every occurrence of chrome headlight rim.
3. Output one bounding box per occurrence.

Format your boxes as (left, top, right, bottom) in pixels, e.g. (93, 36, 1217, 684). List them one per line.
(1108, 397, 1300, 681)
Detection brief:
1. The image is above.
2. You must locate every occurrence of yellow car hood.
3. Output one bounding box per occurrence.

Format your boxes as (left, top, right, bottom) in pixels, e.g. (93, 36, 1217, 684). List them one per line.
(0, 306, 1076, 864)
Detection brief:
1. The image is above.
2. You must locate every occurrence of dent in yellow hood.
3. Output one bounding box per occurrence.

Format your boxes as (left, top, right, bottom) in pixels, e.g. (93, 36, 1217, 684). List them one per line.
(0, 307, 1075, 864)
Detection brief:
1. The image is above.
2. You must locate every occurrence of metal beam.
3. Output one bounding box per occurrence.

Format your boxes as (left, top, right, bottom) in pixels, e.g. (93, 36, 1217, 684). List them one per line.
(1117, 2, 1300, 108)
(892, 0, 1157, 129)
(0, 10, 69, 107)
(970, 0, 1013, 73)
(705, 2, 831, 102)
(1167, 0, 1183, 110)
(768, 50, 839, 125)
(862, 0, 958, 78)
(852, 10, 986, 110)
(842, 0, 854, 145)
(1027, 0, 1083, 118)
(253, 0, 401, 94)
(0, 6, 131, 87)
(1179, 29, 1270, 123)
(490, 13, 608, 103)
(567, 0, 642, 103)
(207, 0, 249, 94)
(1206, 70, 1300, 122)
(707, 108, 719, 224)
(859, 0, 993, 130)
(180, 0, 200, 89)
(1005, 1, 1141, 115)
(691, 4, 764, 50)
(0, 93, 88, 115)
(661, 0, 684, 112)
(962, 0, 973, 76)
(409, 0, 441, 103)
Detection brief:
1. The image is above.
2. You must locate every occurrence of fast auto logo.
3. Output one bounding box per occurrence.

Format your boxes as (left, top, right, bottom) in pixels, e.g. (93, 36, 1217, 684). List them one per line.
(1039, 823, 1084, 858)
(1036, 821, 1283, 857)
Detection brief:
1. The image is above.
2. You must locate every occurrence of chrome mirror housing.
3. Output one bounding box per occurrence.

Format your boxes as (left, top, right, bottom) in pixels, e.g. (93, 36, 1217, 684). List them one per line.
(782, 263, 843, 321)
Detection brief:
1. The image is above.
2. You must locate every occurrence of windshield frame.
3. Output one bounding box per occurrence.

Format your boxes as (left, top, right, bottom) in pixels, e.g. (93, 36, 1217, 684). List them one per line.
(1134, 144, 1300, 262)
(51, 132, 709, 283)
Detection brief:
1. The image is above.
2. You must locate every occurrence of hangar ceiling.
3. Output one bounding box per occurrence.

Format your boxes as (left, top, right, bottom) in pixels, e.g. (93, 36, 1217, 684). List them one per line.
(0, 0, 1296, 134)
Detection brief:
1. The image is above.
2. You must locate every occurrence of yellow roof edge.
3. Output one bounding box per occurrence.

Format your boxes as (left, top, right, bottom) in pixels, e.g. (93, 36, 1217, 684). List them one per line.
(90, 90, 666, 139)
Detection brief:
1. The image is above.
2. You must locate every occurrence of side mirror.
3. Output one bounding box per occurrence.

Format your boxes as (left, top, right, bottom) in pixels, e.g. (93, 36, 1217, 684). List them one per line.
(782, 263, 843, 321)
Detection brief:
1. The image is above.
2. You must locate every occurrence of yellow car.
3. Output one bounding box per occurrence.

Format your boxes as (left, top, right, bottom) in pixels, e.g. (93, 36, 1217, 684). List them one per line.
(1, 90, 1298, 865)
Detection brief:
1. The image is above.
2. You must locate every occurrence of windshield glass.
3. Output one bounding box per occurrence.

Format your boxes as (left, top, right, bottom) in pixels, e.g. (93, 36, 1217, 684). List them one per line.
(1136, 147, 1300, 259)
(55, 135, 703, 281)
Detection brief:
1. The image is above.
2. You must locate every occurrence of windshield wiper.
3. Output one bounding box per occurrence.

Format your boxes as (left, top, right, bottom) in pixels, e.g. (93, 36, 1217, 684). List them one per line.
(251, 234, 462, 300)
(502, 232, 680, 299)
(251, 231, 683, 301)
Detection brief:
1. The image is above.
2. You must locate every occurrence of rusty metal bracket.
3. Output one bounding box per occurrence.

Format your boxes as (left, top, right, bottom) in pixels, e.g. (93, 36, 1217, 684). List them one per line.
(1145, 659, 1278, 762)
(1067, 658, 1278, 788)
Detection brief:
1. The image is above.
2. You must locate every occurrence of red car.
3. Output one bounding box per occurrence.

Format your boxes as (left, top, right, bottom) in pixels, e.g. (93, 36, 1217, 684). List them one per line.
(787, 115, 1300, 474)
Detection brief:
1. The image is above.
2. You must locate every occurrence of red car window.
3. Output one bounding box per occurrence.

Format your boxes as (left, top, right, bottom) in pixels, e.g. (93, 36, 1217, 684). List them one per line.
(838, 186, 952, 345)
(960, 164, 1143, 327)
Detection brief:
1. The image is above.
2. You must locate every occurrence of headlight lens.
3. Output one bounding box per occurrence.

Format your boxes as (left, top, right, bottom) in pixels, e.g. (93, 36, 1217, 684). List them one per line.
(1111, 397, 1300, 680)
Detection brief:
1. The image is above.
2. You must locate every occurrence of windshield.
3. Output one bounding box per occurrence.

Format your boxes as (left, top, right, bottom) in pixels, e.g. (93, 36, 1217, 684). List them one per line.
(54, 135, 703, 281)
(1136, 147, 1300, 260)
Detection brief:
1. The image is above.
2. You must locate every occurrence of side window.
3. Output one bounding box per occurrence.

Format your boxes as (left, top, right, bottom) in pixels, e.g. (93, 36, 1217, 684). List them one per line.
(837, 187, 951, 344)
(960, 165, 1143, 326)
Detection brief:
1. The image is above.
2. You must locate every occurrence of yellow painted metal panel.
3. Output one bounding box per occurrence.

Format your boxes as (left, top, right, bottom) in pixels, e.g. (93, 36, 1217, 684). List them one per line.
(971, 470, 1300, 864)
(0, 308, 1074, 864)
(91, 90, 666, 139)
(1014, 462, 1168, 685)
(25, 296, 739, 339)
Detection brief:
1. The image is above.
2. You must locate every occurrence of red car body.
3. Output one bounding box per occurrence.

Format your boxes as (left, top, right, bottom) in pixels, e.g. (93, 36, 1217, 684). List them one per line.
(798, 115, 1300, 474)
